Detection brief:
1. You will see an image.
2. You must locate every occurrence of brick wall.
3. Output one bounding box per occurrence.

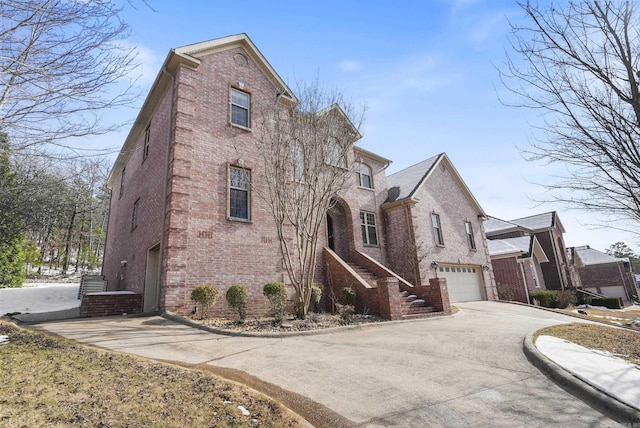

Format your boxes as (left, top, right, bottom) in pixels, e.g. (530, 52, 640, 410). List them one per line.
(80, 292, 142, 317)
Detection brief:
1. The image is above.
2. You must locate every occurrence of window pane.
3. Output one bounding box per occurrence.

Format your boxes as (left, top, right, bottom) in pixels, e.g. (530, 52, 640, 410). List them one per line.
(231, 105, 248, 127)
(230, 167, 249, 189)
(362, 174, 372, 189)
(232, 90, 249, 107)
(230, 189, 248, 219)
(368, 226, 378, 245)
(361, 224, 367, 244)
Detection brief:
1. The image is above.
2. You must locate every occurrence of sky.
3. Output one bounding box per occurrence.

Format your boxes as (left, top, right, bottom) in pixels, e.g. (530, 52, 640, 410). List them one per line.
(95, 0, 637, 253)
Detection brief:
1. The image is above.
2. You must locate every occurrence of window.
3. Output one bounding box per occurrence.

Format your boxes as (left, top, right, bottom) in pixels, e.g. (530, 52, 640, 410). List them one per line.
(360, 211, 378, 246)
(119, 167, 126, 198)
(432, 213, 444, 246)
(229, 165, 250, 220)
(231, 88, 250, 128)
(132, 198, 140, 230)
(355, 162, 373, 189)
(325, 137, 346, 168)
(465, 221, 476, 250)
(143, 124, 151, 161)
(291, 140, 304, 181)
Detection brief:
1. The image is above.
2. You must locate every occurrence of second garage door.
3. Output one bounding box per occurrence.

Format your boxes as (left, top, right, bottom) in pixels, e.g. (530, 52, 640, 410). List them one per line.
(438, 265, 485, 303)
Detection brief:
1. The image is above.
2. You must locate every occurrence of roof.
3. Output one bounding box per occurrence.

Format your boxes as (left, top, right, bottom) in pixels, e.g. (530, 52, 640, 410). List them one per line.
(488, 236, 549, 262)
(484, 216, 519, 235)
(573, 246, 623, 266)
(488, 236, 532, 257)
(107, 33, 296, 188)
(383, 153, 486, 216)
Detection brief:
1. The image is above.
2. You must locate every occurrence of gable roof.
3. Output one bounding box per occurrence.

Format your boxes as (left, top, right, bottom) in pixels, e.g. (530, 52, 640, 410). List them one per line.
(383, 153, 486, 216)
(488, 236, 549, 262)
(484, 216, 520, 235)
(107, 33, 295, 187)
(485, 211, 565, 236)
(573, 245, 623, 266)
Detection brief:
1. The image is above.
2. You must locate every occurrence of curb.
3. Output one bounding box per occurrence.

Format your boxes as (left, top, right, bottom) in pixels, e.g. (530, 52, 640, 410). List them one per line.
(523, 333, 640, 425)
(161, 309, 456, 338)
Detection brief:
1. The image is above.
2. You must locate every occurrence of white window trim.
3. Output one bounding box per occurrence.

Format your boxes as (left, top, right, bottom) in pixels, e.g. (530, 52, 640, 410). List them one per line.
(230, 88, 251, 130)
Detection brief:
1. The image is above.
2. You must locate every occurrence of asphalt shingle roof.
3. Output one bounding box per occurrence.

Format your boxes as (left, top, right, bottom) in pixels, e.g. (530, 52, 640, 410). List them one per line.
(488, 236, 532, 257)
(385, 155, 440, 202)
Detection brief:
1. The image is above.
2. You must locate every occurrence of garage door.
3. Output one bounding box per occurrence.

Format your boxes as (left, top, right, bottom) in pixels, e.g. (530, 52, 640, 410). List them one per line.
(438, 265, 485, 303)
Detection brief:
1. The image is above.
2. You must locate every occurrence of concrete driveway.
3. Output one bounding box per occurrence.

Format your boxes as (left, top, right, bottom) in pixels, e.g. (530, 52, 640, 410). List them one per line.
(36, 301, 622, 427)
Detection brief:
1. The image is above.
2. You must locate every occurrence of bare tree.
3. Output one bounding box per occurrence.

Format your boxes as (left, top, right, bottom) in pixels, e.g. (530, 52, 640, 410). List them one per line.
(0, 0, 140, 156)
(254, 81, 365, 319)
(501, 1, 640, 235)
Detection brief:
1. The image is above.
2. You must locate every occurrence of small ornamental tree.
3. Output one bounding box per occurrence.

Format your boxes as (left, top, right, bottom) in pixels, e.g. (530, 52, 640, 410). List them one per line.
(226, 285, 249, 322)
(190, 285, 219, 319)
(263, 282, 288, 323)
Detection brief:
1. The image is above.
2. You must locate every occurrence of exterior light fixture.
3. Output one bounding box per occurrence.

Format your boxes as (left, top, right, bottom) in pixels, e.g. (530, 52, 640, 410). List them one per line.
(431, 261, 438, 269)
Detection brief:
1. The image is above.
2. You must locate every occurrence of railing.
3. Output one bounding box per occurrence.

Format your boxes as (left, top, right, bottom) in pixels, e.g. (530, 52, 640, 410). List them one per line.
(77, 274, 107, 299)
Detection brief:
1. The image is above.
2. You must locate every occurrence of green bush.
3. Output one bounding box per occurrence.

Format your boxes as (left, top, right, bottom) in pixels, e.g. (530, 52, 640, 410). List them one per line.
(190, 285, 219, 318)
(342, 287, 356, 306)
(530, 290, 560, 308)
(226, 285, 249, 321)
(310, 283, 323, 313)
(590, 297, 622, 309)
(263, 282, 287, 322)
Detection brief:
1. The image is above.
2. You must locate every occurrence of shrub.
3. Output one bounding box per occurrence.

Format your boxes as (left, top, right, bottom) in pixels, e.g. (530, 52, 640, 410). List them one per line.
(496, 283, 515, 301)
(263, 282, 287, 322)
(342, 287, 356, 306)
(190, 285, 219, 318)
(590, 297, 623, 309)
(226, 285, 249, 321)
(558, 290, 576, 308)
(310, 283, 323, 313)
(530, 290, 560, 308)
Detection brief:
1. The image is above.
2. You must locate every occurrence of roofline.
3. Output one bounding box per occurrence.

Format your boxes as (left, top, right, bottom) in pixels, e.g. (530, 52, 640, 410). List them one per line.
(354, 146, 391, 169)
(107, 33, 297, 187)
(413, 153, 487, 217)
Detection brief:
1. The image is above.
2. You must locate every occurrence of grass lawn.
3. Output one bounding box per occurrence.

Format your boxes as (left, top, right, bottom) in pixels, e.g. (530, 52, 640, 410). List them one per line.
(535, 322, 640, 365)
(0, 321, 302, 427)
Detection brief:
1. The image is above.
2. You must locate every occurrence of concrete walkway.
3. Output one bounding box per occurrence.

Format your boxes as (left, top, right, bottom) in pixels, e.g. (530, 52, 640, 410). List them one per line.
(34, 301, 631, 427)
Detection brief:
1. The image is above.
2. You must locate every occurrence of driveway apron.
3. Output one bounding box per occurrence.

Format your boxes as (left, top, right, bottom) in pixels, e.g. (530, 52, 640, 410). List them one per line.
(35, 301, 623, 427)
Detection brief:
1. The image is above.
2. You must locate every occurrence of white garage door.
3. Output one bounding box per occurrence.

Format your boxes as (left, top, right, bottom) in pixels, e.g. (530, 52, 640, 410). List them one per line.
(438, 265, 485, 303)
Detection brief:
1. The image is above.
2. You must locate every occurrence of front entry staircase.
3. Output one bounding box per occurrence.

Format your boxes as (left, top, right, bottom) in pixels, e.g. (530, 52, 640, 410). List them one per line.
(343, 259, 437, 320)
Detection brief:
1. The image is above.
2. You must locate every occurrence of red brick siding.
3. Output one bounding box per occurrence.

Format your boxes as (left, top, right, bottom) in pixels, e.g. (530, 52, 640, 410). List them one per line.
(80, 293, 142, 317)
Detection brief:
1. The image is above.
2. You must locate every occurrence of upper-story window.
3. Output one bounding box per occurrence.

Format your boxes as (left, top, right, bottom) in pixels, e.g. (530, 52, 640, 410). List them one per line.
(360, 211, 378, 246)
(465, 221, 476, 250)
(143, 123, 151, 161)
(325, 137, 346, 168)
(119, 167, 126, 199)
(132, 198, 140, 231)
(231, 88, 250, 128)
(355, 162, 373, 189)
(432, 213, 444, 246)
(291, 140, 305, 181)
(229, 165, 251, 221)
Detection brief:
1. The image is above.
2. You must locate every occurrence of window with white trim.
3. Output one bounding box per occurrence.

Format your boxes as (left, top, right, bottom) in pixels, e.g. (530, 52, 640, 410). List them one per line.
(229, 165, 251, 220)
(465, 221, 476, 250)
(432, 213, 444, 246)
(360, 211, 378, 246)
(355, 162, 373, 189)
(230, 88, 250, 128)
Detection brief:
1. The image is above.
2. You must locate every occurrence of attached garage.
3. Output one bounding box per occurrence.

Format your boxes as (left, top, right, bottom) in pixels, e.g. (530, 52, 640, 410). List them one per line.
(438, 265, 486, 303)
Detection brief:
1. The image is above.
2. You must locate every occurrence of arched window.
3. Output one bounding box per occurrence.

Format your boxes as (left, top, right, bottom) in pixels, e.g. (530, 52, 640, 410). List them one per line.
(355, 162, 373, 189)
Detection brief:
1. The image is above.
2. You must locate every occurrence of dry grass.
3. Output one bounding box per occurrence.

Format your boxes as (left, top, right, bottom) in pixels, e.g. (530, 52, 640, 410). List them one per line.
(536, 323, 640, 365)
(0, 321, 302, 427)
(558, 307, 640, 330)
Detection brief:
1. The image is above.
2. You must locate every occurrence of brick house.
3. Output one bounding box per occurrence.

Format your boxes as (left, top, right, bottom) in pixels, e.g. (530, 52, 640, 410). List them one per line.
(102, 34, 496, 319)
(487, 235, 549, 303)
(485, 212, 572, 293)
(568, 246, 639, 301)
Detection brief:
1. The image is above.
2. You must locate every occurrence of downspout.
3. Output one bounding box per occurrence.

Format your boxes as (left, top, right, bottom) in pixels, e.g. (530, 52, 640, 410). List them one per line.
(518, 260, 529, 304)
(155, 64, 176, 312)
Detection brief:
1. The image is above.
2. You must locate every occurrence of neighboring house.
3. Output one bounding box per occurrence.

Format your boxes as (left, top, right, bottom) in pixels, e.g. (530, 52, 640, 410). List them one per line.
(485, 212, 572, 291)
(102, 33, 496, 320)
(568, 246, 639, 301)
(487, 235, 549, 303)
